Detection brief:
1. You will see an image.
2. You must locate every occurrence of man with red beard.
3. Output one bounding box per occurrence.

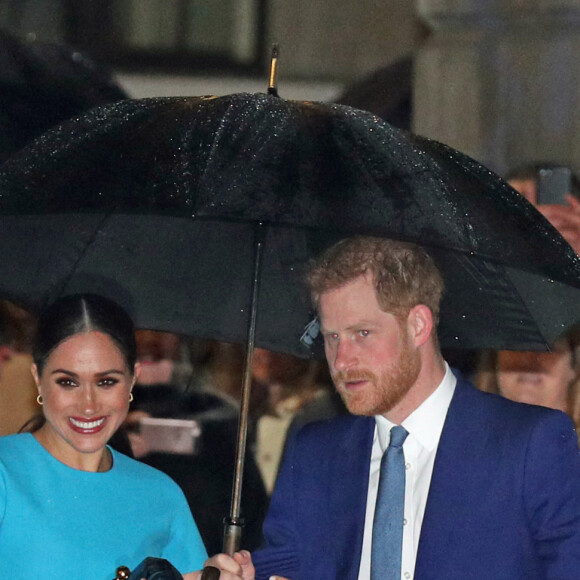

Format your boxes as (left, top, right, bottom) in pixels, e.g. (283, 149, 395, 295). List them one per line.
(205, 236, 580, 580)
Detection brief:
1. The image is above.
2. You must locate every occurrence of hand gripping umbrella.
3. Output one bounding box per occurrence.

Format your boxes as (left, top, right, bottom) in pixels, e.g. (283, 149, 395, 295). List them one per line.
(1, 93, 580, 567)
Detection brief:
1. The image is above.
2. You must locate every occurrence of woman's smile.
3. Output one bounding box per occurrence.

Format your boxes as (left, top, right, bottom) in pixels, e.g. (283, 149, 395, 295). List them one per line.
(69, 416, 107, 433)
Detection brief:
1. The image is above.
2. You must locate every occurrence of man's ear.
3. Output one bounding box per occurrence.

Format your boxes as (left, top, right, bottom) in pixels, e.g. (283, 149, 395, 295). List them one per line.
(407, 305, 434, 347)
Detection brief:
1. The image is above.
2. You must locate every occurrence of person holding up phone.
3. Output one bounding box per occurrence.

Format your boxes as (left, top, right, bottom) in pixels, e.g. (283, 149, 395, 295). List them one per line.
(507, 162, 580, 255)
(473, 164, 580, 436)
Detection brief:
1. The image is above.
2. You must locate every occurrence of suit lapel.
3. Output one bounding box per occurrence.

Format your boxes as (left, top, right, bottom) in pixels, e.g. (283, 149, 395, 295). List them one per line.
(327, 415, 375, 580)
(414, 378, 486, 577)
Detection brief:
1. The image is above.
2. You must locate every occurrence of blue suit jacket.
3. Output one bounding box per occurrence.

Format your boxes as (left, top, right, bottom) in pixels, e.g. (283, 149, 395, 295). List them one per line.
(252, 376, 580, 579)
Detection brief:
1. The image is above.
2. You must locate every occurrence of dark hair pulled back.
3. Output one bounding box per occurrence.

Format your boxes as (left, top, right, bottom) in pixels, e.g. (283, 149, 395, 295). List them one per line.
(33, 294, 137, 375)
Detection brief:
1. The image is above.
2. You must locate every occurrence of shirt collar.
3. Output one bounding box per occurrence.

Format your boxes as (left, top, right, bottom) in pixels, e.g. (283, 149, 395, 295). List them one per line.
(375, 362, 456, 453)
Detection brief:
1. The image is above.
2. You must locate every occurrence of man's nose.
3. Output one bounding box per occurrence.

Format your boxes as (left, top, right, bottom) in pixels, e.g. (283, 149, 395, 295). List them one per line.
(333, 339, 357, 371)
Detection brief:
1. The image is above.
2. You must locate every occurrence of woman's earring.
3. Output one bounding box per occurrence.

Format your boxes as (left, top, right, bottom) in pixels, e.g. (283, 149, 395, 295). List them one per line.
(129, 392, 134, 403)
(36, 395, 43, 405)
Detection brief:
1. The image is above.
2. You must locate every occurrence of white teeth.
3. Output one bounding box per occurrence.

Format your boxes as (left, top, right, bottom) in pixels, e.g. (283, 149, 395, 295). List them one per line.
(69, 417, 105, 429)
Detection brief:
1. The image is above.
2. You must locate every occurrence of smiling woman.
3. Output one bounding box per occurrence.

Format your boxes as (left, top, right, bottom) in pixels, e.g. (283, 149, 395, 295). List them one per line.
(32, 330, 136, 472)
(0, 294, 209, 579)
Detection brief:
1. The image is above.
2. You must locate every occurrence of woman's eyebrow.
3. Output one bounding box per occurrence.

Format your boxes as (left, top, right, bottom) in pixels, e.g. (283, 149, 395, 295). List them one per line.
(50, 368, 125, 376)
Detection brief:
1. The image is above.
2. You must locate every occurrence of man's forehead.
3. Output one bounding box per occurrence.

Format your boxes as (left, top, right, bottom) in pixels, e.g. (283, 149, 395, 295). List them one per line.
(318, 279, 397, 328)
(318, 270, 375, 297)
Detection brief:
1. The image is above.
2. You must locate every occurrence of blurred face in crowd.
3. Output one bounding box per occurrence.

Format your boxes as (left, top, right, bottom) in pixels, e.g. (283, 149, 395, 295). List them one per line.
(32, 331, 138, 471)
(319, 272, 420, 418)
(496, 347, 575, 412)
(251, 347, 308, 384)
(252, 348, 286, 384)
(135, 330, 180, 385)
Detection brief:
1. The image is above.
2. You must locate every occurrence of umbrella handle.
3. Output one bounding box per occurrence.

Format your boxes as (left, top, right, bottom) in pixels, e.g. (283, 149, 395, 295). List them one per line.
(222, 516, 243, 555)
(197, 517, 243, 579)
(200, 566, 221, 580)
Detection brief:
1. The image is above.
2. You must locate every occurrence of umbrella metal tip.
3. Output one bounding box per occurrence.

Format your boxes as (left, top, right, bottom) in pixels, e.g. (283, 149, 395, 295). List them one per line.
(268, 43, 280, 97)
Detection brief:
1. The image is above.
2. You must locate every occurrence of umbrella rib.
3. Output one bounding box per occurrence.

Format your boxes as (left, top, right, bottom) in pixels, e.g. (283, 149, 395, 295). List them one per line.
(52, 212, 113, 304)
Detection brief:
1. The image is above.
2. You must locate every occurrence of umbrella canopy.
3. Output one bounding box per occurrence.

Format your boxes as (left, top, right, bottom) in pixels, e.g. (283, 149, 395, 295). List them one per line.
(0, 92, 579, 356)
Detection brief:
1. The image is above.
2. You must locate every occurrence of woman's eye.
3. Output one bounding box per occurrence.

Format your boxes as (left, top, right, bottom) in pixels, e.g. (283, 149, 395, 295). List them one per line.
(98, 377, 119, 388)
(55, 378, 77, 388)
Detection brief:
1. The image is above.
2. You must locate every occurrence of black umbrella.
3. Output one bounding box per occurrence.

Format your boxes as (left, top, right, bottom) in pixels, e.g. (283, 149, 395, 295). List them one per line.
(1, 93, 580, 562)
(0, 93, 578, 352)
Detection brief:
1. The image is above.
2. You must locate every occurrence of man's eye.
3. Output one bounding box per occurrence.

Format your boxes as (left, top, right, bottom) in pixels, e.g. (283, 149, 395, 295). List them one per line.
(358, 330, 370, 337)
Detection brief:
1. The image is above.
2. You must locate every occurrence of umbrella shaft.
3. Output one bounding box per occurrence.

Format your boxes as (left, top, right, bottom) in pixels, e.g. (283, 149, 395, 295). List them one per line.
(226, 224, 264, 552)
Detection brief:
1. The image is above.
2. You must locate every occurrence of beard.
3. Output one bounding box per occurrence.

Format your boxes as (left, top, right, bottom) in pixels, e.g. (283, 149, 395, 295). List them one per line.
(331, 337, 421, 416)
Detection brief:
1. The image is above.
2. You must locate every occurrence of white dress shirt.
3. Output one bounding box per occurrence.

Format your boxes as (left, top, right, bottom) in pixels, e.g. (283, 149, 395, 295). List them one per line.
(358, 363, 457, 580)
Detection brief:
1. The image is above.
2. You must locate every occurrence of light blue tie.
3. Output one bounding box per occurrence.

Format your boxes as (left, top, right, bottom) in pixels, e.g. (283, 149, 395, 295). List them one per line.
(371, 425, 409, 579)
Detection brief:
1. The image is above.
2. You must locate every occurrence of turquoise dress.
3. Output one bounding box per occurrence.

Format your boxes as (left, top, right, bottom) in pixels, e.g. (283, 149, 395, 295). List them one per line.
(0, 433, 207, 579)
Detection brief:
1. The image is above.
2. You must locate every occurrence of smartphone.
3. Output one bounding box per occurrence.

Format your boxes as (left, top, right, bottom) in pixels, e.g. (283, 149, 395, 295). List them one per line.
(537, 167, 572, 205)
(139, 417, 201, 455)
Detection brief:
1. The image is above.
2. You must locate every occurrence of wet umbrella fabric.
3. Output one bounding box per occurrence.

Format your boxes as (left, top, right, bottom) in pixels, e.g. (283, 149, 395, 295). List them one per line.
(0, 93, 579, 355)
